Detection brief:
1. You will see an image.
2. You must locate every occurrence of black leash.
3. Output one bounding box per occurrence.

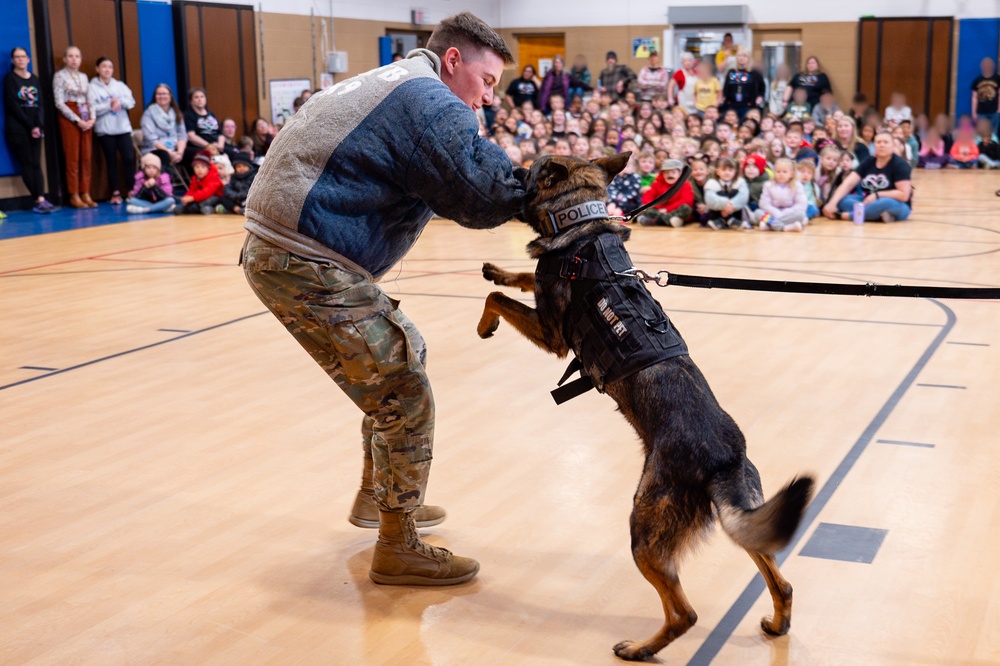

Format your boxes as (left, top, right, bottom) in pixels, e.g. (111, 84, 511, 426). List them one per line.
(618, 268, 1000, 300)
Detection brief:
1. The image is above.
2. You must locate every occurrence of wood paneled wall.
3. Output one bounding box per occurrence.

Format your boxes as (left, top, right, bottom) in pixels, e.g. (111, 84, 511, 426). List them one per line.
(753, 23, 858, 109)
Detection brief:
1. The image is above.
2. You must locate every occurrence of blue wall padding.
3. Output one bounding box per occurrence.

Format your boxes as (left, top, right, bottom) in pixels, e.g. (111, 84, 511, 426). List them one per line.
(956, 18, 1000, 118)
(379, 36, 392, 67)
(137, 0, 178, 108)
(0, 0, 34, 177)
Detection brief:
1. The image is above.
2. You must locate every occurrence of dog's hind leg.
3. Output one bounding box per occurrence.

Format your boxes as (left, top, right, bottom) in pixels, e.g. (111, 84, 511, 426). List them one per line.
(747, 551, 794, 636)
(482, 263, 535, 292)
(613, 496, 700, 661)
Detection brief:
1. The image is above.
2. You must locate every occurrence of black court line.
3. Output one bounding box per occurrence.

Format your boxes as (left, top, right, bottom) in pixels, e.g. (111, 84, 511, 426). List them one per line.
(916, 383, 966, 389)
(20, 366, 58, 371)
(947, 341, 989, 347)
(158, 328, 192, 333)
(687, 299, 955, 666)
(0, 312, 267, 391)
(876, 439, 936, 448)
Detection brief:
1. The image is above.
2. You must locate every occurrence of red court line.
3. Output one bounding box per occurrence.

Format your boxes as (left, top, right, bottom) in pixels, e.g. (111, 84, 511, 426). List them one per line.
(90, 257, 232, 267)
(0, 231, 245, 275)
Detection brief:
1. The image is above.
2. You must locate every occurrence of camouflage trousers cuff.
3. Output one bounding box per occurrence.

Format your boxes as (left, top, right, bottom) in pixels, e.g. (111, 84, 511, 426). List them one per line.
(370, 433, 432, 511)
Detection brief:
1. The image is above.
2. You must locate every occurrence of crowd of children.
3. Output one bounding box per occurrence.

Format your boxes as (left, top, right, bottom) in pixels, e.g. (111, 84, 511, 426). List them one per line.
(483, 53, 1000, 231)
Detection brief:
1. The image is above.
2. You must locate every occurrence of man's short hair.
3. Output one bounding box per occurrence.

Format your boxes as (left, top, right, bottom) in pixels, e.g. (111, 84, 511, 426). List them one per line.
(427, 12, 514, 65)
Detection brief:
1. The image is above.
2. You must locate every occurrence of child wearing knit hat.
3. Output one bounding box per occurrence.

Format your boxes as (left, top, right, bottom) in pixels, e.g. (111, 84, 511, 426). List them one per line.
(742, 153, 769, 211)
(126, 152, 176, 215)
(176, 151, 224, 215)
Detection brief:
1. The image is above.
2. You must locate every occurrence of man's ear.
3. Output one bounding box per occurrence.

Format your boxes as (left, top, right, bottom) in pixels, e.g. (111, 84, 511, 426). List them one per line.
(538, 160, 570, 190)
(441, 47, 461, 76)
(591, 151, 631, 184)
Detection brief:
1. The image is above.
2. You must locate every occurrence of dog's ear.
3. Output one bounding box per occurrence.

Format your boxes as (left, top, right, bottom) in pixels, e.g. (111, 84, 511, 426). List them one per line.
(537, 160, 570, 190)
(591, 151, 632, 185)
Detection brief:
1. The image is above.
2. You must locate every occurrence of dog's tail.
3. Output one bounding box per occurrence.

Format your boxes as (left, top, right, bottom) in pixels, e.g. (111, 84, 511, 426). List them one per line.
(713, 476, 815, 554)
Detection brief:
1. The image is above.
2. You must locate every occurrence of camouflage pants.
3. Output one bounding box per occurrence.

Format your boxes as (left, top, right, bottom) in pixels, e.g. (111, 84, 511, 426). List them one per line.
(241, 233, 433, 511)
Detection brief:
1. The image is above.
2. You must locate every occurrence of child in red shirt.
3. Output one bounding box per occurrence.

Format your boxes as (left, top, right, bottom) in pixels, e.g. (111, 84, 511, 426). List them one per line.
(636, 158, 695, 227)
(176, 152, 224, 214)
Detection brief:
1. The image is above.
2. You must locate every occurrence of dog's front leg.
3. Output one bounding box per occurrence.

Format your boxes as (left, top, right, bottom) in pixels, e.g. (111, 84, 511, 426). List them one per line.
(477, 292, 556, 353)
(483, 263, 535, 293)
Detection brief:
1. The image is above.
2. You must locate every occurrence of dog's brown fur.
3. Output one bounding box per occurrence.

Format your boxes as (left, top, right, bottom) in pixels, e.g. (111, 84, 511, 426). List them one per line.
(478, 154, 815, 661)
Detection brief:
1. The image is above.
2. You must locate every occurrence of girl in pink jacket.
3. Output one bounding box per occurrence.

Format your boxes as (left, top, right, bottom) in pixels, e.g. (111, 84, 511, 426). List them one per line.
(756, 157, 808, 231)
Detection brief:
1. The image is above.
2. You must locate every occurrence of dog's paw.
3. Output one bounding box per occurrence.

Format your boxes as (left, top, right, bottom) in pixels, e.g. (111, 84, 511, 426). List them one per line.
(477, 313, 500, 339)
(612, 640, 654, 661)
(760, 614, 790, 637)
(482, 262, 508, 285)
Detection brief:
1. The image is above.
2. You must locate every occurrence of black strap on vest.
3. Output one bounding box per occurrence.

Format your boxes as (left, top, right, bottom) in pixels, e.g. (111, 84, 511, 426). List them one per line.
(552, 358, 594, 405)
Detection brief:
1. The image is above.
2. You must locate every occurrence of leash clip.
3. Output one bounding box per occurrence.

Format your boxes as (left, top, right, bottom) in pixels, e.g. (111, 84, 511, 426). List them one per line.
(617, 267, 671, 288)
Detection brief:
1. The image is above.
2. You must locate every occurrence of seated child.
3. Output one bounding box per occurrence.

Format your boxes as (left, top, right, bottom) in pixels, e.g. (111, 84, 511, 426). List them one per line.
(796, 160, 821, 220)
(126, 153, 175, 215)
(238, 136, 256, 163)
(900, 119, 920, 167)
(176, 152, 224, 215)
(704, 157, 750, 230)
(756, 157, 808, 232)
(742, 154, 769, 210)
(636, 152, 658, 192)
(883, 92, 912, 125)
(606, 152, 643, 218)
(949, 126, 979, 169)
(203, 143, 233, 184)
(918, 128, 949, 168)
(687, 156, 711, 224)
(811, 89, 840, 127)
(636, 158, 695, 227)
(816, 146, 843, 203)
(784, 87, 811, 121)
(220, 152, 257, 214)
(977, 117, 1000, 168)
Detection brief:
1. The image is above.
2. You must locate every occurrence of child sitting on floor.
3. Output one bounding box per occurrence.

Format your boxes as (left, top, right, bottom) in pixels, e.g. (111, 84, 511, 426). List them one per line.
(816, 146, 843, 204)
(756, 157, 807, 232)
(977, 117, 1000, 168)
(176, 152, 224, 215)
(796, 159, 821, 220)
(742, 154, 769, 211)
(636, 152, 659, 191)
(219, 152, 257, 214)
(687, 156, 711, 225)
(918, 128, 949, 169)
(126, 153, 175, 215)
(704, 157, 750, 230)
(949, 125, 979, 169)
(637, 159, 695, 227)
(606, 152, 643, 218)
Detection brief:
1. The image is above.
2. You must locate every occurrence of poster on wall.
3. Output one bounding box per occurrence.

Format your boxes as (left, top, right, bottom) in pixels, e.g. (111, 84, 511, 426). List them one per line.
(269, 78, 311, 126)
(632, 37, 661, 58)
(538, 58, 553, 77)
(320, 73, 334, 89)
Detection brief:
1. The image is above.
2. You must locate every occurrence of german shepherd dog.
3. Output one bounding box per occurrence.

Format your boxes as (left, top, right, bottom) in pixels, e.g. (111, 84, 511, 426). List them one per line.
(477, 153, 815, 661)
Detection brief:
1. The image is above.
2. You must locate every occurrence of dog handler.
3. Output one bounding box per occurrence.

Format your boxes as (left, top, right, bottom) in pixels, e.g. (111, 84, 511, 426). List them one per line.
(241, 13, 525, 586)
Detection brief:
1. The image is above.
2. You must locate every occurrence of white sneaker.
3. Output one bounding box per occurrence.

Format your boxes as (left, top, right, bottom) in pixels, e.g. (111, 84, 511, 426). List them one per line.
(166, 202, 176, 213)
(758, 220, 769, 230)
(783, 221, 803, 232)
(669, 216, 683, 228)
(707, 219, 725, 230)
(126, 204, 144, 214)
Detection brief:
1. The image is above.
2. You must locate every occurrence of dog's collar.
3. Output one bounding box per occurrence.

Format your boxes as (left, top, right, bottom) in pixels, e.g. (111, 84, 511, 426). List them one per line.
(541, 200, 608, 237)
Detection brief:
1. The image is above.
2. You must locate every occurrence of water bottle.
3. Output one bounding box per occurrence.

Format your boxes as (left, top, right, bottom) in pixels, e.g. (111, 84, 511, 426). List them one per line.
(852, 202, 865, 225)
(79, 103, 89, 122)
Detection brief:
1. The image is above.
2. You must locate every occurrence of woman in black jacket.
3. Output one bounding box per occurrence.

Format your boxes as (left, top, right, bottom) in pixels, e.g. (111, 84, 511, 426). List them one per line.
(3, 47, 56, 213)
(721, 48, 766, 121)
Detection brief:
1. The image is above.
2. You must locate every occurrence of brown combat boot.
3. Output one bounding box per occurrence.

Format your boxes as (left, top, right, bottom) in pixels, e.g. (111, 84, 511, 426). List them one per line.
(68, 193, 87, 209)
(348, 454, 446, 528)
(369, 511, 479, 586)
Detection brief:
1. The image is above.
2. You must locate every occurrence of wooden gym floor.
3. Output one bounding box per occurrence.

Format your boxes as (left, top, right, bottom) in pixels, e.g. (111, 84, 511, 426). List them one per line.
(2, 170, 999, 665)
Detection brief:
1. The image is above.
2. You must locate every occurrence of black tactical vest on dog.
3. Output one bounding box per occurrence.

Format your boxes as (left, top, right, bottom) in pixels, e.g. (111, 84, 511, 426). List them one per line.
(536, 233, 688, 403)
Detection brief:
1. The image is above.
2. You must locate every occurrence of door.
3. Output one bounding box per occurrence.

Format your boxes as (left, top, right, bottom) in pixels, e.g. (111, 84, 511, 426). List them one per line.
(386, 30, 431, 59)
(671, 27, 749, 72)
(761, 41, 802, 83)
(857, 17, 954, 118)
(516, 34, 565, 77)
(173, 1, 259, 136)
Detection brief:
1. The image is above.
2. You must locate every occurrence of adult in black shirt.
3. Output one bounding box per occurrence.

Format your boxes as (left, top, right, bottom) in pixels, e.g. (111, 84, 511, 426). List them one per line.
(823, 128, 912, 222)
(783, 55, 831, 108)
(504, 65, 540, 108)
(971, 57, 1000, 136)
(721, 48, 766, 119)
(3, 47, 55, 212)
(183, 86, 223, 165)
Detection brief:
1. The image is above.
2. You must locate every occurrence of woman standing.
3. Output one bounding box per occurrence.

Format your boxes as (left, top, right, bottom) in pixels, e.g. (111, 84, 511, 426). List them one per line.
(823, 128, 912, 222)
(52, 45, 96, 208)
(666, 53, 698, 113)
(183, 87, 224, 164)
(538, 55, 590, 114)
(768, 63, 791, 116)
(505, 65, 540, 109)
(4, 47, 55, 213)
(721, 48, 766, 120)
(88, 57, 135, 204)
(783, 56, 831, 109)
(140, 84, 187, 171)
